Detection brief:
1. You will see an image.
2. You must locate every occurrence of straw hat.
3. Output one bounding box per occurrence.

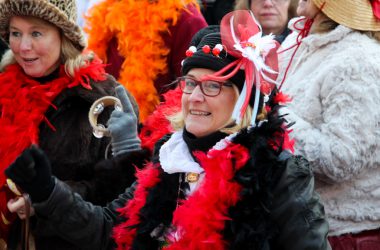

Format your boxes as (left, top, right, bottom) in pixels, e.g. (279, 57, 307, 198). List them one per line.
(313, 0, 380, 31)
(0, 0, 86, 51)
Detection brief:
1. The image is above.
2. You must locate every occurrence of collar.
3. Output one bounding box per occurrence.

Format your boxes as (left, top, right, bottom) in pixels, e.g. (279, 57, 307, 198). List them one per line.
(159, 131, 204, 174)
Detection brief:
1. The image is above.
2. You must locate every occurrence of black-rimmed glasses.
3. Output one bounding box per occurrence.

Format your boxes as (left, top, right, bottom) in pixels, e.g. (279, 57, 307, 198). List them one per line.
(176, 76, 233, 97)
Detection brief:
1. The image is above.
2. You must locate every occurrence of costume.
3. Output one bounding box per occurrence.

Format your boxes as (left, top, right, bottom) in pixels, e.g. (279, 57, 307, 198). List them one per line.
(28, 89, 330, 250)
(85, 0, 207, 121)
(0, 58, 142, 249)
(280, 25, 380, 236)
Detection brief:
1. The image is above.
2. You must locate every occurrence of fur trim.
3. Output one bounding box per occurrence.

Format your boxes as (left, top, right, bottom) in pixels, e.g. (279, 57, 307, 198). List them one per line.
(0, 0, 86, 51)
(85, 0, 198, 121)
(0, 60, 105, 243)
(0, 49, 15, 72)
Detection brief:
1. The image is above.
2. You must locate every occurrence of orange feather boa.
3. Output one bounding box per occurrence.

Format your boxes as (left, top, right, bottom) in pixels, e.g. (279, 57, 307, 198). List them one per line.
(85, 0, 198, 122)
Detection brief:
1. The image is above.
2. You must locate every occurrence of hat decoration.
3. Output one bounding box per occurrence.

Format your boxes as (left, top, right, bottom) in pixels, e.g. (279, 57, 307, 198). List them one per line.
(200, 10, 279, 126)
(186, 44, 225, 57)
(371, 0, 380, 19)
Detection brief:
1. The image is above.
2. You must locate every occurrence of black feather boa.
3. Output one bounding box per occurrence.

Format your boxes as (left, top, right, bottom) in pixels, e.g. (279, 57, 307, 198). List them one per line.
(116, 93, 293, 250)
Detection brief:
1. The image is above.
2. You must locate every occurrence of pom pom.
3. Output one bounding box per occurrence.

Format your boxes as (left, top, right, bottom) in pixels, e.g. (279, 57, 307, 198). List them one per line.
(202, 45, 211, 54)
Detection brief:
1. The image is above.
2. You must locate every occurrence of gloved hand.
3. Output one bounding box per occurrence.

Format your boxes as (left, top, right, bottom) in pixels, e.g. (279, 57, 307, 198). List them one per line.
(108, 85, 141, 156)
(5, 145, 55, 203)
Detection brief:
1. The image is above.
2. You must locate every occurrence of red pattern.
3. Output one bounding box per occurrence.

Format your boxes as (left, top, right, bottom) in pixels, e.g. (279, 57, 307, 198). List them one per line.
(0, 59, 106, 241)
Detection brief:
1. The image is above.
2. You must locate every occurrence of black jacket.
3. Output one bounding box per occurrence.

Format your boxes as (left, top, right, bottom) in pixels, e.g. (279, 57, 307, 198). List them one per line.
(8, 74, 143, 250)
(32, 127, 331, 250)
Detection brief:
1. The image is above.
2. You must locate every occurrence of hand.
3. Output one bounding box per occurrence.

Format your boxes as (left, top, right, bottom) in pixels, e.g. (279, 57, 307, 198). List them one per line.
(7, 197, 35, 220)
(108, 85, 141, 156)
(5, 145, 55, 203)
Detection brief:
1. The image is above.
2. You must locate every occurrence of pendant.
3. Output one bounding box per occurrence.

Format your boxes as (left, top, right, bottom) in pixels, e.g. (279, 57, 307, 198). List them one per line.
(186, 172, 200, 183)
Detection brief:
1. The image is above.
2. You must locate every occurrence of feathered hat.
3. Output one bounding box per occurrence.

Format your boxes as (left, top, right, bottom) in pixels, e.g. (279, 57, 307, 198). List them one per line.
(182, 10, 280, 126)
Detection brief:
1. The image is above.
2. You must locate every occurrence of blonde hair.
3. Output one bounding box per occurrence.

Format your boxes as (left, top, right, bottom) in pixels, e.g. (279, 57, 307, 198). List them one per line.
(60, 34, 93, 77)
(0, 34, 92, 77)
(168, 85, 266, 135)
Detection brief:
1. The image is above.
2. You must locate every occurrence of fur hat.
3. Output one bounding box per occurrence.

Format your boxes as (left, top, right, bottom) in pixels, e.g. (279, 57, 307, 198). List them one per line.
(313, 0, 380, 31)
(0, 0, 86, 51)
(182, 26, 246, 92)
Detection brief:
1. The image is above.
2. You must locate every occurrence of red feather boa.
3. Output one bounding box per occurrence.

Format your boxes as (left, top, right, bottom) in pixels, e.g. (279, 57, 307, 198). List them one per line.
(113, 142, 249, 249)
(0, 59, 106, 242)
(139, 88, 182, 152)
(113, 163, 162, 249)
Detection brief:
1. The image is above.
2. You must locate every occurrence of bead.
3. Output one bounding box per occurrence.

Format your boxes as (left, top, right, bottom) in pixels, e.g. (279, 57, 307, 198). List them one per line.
(202, 45, 211, 54)
(186, 50, 194, 57)
(212, 47, 221, 57)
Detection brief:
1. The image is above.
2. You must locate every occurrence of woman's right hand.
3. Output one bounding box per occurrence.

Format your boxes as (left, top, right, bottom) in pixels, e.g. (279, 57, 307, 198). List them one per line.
(7, 197, 35, 220)
(5, 145, 55, 203)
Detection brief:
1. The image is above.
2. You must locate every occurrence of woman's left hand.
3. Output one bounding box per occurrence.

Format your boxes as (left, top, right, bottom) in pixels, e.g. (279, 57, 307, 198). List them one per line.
(7, 197, 35, 220)
(108, 85, 141, 156)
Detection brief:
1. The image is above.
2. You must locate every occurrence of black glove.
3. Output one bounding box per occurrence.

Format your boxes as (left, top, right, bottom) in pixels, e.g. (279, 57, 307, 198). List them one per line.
(5, 145, 55, 203)
(108, 85, 141, 156)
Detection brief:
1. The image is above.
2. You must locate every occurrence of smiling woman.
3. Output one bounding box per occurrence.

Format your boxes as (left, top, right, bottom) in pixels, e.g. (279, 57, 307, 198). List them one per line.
(235, 0, 298, 43)
(4, 11, 330, 250)
(0, 0, 140, 249)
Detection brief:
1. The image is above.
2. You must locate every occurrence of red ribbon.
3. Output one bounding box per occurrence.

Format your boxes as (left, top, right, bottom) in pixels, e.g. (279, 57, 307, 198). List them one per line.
(371, 0, 380, 20)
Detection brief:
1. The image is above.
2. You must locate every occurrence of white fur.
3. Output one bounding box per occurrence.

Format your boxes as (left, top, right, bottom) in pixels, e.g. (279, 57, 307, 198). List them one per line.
(280, 25, 380, 236)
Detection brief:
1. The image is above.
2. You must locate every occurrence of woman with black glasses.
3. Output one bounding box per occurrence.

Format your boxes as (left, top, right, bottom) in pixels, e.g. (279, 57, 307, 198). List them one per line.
(5, 11, 330, 250)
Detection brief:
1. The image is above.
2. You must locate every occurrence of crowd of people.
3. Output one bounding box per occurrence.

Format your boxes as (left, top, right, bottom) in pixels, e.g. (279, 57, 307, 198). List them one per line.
(0, 0, 379, 249)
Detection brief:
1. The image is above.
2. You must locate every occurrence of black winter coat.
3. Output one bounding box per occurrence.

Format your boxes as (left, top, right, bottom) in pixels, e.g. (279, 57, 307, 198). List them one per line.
(32, 128, 331, 250)
(8, 75, 144, 250)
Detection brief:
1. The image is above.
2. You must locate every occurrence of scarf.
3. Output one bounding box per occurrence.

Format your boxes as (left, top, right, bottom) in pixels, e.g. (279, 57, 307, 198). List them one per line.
(85, 0, 199, 122)
(0, 59, 106, 242)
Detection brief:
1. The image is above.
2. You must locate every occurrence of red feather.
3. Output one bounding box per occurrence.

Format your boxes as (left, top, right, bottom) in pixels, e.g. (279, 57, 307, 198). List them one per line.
(114, 142, 250, 250)
(139, 88, 182, 152)
(0, 60, 106, 242)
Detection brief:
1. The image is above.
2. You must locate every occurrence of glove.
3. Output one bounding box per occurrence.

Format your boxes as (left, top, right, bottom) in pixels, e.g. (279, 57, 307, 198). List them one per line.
(108, 85, 141, 156)
(5, 145, 55, 203)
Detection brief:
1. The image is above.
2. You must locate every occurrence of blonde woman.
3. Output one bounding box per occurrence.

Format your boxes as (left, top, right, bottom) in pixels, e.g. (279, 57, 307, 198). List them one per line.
(6, 14, 330, 250)
(0, 0, 139, 248)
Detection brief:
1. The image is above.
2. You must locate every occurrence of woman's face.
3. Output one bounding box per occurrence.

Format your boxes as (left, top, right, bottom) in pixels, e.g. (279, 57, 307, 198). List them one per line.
(297, 0, 319, 18)
(181, 68, 238, 138)
(9, 16, 61, 78)
(250, 0, 291, 35)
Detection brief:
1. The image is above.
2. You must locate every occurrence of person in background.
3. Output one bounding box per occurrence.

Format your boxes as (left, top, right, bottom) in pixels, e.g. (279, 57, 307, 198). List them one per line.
(235, 0, 298, 43)
(279, 0, 380, 249)
(0, 0, 141, 249)
(5, 12, 330, 250)
(84, 0, 207, 122)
